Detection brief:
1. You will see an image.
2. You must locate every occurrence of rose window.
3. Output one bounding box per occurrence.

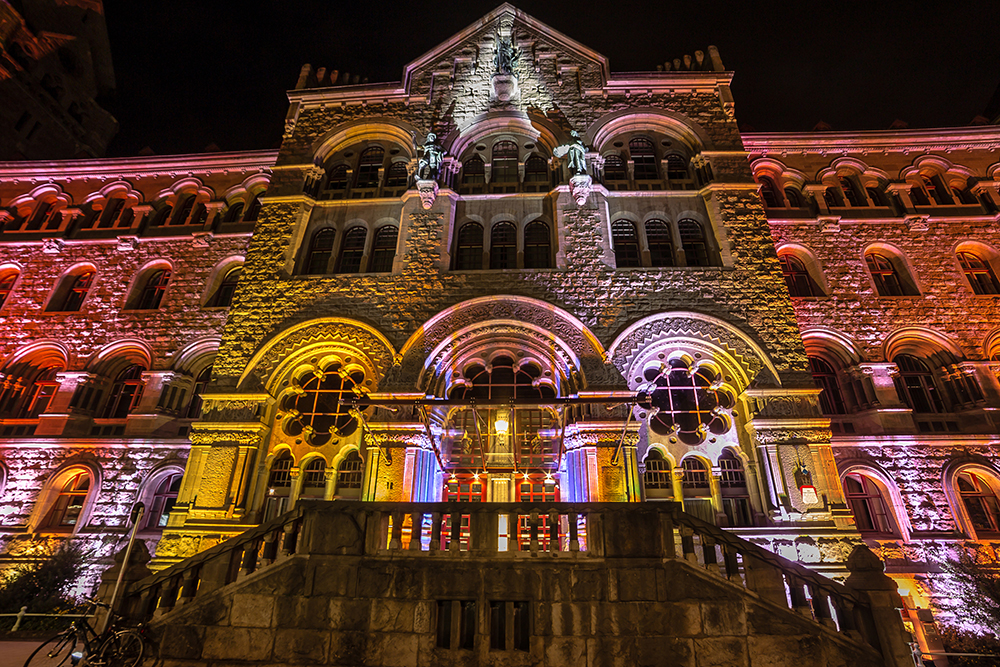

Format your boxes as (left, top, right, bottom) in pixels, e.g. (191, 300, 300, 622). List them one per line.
(281, 364, 365, 446)
(637, 358, 735, 445)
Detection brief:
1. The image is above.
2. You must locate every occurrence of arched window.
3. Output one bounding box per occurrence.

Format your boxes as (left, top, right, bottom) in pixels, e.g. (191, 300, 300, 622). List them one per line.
(385, 162, 408, 188)
(145, 473, 182, 529)
(839, 177, 864, 206)
(305, 228, 336, 275)
(490, 222, 517, 270)
(301, 458, 327, 499)
(779, 254, 822, 297)
(784, 187, 804, 208)
(281, 363, 364, 446)
(629, 137, 658, 180)
(719, 450, 753, 527)
(0, 269, 18, 307)
(921, 175, 951, 205)
(492, 141, 519, 184)
(604, 155, 627, 182)
(957, 470, 1000, 537)
(809, 357, 846, 415)
(97, 198, 127, 229)
(645, 219, 674, 267)
(52, 270, 94, 312)
(209, 266, 242, 308)
(524, 155, 548, 183)
(462, 156, 485, 184)
(264, 452, 293, 520)
(666, 154, 688, 181)
(758, 176, 782, 207)
(336, 451, 364, 496)
(957, 251, 1000, 295)
(678, 219, 710, 267)
(224, 202, 245, 223)
(172, 195, 196, 226)
(612, 220, 640, 268)
(245, 193, 262, 221)
(336, 226, 367, 273)
(185, 365, 212, 419)
(865, 252, 906, 296)
(355, 147, 384, 189)
(368, 226, 398, 273)
(327, 165, 349, 191)
(454, 222, 484, 271)
(0, 365, 60, 419)
(866, 186, 886, 207)
(641, 357, 735, 445)
(823, 187, 840, 209)
(102, 364, 146, 419)
(843, 473, 894, 535)
(893, 354, 944, 414)
(43, 471, 92, 529)
(523, 221, 551, 269)
(135, 268, 171, 310)
(149, 203, 172, 227)
(643, 449, 672, 499)
(681, 458, 714, 523)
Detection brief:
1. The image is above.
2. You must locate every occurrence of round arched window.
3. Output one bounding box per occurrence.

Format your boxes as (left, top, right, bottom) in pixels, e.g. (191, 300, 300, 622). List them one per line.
(637, 358, 734, 444)
(281, 364, 365, 445)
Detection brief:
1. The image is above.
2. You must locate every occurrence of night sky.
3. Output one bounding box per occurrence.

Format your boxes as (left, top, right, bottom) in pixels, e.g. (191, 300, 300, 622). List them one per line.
(102, 1, 1000, 157)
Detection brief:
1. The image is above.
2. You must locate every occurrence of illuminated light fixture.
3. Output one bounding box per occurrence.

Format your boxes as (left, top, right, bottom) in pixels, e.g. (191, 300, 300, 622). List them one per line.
(473, 471, 480, 480)
(544, 472, 554, 485)
(523, 471, 530, 480)
(494, 409, 510, 436)
(268, 487, 275, 496)
(794, 461, 818, 504)
(449, 472, 457, 481)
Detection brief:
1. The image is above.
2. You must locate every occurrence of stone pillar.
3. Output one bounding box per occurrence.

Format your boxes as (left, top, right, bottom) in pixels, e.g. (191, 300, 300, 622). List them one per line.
(127, 371, 191, 436)
(886, 183, 916, 214)
(972, 181, 1000, 209)
(804, 184, 831, 215)
(203, 201, 226, 231)
(844, 545, 916, 667)
(36, 371, 99, 436)
(130, 204, 153, 229)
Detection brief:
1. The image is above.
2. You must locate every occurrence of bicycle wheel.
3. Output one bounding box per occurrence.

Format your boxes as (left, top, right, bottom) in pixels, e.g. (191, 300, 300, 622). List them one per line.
(96, 629, 144, 667)
(23, 633, 79, 667)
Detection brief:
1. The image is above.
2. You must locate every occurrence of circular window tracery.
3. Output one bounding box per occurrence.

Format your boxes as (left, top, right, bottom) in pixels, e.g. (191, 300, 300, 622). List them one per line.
(281, 363, 365, 445)
(637, 357, 735, 445)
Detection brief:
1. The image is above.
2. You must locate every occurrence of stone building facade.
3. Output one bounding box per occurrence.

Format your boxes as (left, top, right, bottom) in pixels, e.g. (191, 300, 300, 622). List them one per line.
(0, 3, 996, 662)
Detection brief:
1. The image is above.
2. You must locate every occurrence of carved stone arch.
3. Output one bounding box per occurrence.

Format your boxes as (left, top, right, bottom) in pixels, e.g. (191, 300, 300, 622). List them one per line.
(222, 173, 271, 205)
(607, 312, 782, 393)
(395, 295, 610, 392)
(839, 459, 912, 542)
(983, 327, 1000, 360)
(86, 338, 154, 376)
(239, 317, 396, 394)
(173, 336, 221, 375)
(154, 177, 215, 204)
(447, 110, 561, 160)
(883, 326, 965, 367)
(9, 183, 72, 214)
(83, 180, 144, 208)
(312, 118, 420, 165)
(800, 327, 865, 369)
(2, 339, 71, 372)
(586, 108, 715, 154)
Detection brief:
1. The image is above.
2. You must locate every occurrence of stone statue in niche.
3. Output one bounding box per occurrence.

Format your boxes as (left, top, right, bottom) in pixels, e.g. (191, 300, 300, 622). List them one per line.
(554, 130, 587, 175)
(493, 27, 520, 75)
(416, 132, 445, 181)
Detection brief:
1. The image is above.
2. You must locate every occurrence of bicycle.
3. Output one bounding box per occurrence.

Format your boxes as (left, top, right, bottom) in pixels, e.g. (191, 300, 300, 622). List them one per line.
(23, 598, 146, 667)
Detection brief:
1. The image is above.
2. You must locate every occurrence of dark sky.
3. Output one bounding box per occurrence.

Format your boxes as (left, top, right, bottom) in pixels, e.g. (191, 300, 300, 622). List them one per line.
(102, 1, 1000, 157)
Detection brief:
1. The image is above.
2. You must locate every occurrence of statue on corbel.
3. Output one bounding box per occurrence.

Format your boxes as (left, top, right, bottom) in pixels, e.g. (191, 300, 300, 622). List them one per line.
(554, 130, 593, 206)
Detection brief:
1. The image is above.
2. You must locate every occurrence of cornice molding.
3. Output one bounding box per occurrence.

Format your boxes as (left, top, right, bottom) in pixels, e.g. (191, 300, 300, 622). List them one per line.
(743, 126, 1000, 155)
(0, 150, 279, 180)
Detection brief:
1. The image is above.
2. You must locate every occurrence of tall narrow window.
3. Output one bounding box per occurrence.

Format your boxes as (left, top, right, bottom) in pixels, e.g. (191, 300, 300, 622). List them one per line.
(368, 225, 398, 273)
(136, 269, 171, 310)
(629, 137, 658, 180)
(758, 176, 782, 207)
(843, 473, 893, 535)
(784, 187, 803, 208)
(681, 458, 714, 524)
(186, 366, 212, 419)
(666, 154, 688, 181)
(490, 222, 517, 269)
(645, 219, 674, 267)
(957, 251, 1000, 295)
(264, 452, 293, 520)
(524, 155, 548, 183)
(809, 357, 846, 415)
(0, 270, 18, 307)
(210, 266, 242, 307)
(865, 253, 906, 297)
(454, 222, 484, 271)
(336, 227, 367, 273)
(336, 451, 364, 493)
(305, 228, 335, 275)
(385, 162, 408, 188)
(719, 450, 753, 527)
(102, 364, 145, 419)
(355, 147, 384, 189)
(643, 450, 672, 499)
(462, 156, 485, 184)
(327, 165, 348, 192)
(922, 175, 950, 205)
(678, 219, 710, 267)
(171, 196, 195, 226)
(779, 254, 822, 297)
(97, 198, 125, 229)
(55, 271, 94, 312)
(893, 354, 943, 414)
(523, 221, 550, 269)
(224, 202, 245, 223)
(492, 141, 519, 184)
(301, 458, 327, 499)
(149, 203, 173, 227)
(957, 471, 1000, 536)
(611, 220, 640, 268)
(839, 177, 864, 206)
(146, 473, 182, 529)
(44, 471, 91, 529)
(245, 193, 262, 221)
(603, 155, 627, 182)
(866, 186, 886, 207)
(20, 367, 59, 418)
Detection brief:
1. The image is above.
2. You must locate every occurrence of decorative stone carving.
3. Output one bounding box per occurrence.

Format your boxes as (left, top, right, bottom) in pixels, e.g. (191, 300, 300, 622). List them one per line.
(191, 232, 213, 248)
(748, 394, 822, 419)
(493, 26, 520, 75)
(42, 238, 64, 254)
(568, 174, 593, 206)
(904, 214, 930, 232)
(116, 235, 140, 251)
(200, 398, 263, 423)
(416, 179, 439, 209)
(818, 216, 841, 234)
(490, 74, 519, 103)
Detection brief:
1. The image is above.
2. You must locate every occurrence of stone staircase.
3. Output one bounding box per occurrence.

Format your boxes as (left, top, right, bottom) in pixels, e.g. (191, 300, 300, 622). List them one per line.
(110, 501, 914, 666)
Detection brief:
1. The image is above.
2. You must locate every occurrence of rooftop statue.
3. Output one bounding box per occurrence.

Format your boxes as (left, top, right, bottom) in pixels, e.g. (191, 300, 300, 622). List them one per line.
(493, 28, 520, 75)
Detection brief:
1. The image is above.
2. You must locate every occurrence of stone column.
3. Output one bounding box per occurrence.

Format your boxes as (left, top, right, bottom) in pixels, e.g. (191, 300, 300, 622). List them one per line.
(886, 183, 916, 214)
(804, 184, 831, 215)
(972, 181, 1000, 209)
(203, 201, 226, 231)
(130, 204, 153, 229)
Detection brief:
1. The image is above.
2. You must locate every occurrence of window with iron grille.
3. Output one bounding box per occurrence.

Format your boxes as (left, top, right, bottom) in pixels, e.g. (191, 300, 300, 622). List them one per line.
(640, 358, 734, 445)
(268, 454, 293, 488)
(643, 450, 672, 490)
(282, 364, 364, 445)
(337, 451, 364, 489)
(681, 458, 709, 489)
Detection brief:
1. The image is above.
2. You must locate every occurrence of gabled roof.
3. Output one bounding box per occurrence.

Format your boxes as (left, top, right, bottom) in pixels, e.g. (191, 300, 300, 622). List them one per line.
(401, 3, 610, 90)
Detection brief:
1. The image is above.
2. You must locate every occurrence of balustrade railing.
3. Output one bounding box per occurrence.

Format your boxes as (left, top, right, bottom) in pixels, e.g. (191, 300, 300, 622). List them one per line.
(117, 501, 882, 656)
